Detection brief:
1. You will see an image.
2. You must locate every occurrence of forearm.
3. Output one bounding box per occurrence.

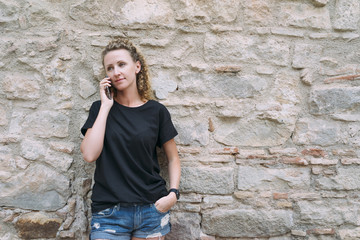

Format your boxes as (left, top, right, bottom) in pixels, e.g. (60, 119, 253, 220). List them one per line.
(162, 139, 181, 189)
(154, 139, 181, 211)
(168, 156, 181, 189)
(80, 106, 111, 162)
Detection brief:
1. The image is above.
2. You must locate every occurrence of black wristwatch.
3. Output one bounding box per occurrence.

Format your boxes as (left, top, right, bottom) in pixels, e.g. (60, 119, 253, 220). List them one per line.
(169, 188, 180, 200)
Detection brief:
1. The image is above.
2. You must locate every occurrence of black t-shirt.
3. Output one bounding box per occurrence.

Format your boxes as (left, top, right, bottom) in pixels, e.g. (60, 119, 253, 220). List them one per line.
(81, 100, 178, 213)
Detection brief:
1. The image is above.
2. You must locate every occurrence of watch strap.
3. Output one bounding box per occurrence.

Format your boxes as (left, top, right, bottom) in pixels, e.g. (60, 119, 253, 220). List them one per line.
(169, 188, 180, 200)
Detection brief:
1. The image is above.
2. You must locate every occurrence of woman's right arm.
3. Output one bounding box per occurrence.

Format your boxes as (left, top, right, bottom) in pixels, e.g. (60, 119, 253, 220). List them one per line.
(80, 106, 111, 162)
(80, 78, 113, 163)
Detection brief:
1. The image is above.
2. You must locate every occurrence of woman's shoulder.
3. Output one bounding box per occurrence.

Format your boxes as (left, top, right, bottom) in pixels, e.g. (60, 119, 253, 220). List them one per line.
(147, 100, 168, 111)
(89, 100, 101, 111)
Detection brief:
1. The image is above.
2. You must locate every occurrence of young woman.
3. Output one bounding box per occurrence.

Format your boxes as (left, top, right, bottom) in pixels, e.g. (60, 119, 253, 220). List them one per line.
(80, 39, 181, 240)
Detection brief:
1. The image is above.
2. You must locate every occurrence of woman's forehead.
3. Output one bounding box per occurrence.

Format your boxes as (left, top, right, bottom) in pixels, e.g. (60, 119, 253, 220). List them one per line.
(104, 49, 133, 64)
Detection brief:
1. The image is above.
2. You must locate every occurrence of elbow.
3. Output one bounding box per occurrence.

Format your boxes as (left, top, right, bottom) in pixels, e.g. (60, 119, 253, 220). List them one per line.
(80, 146, 98, 163)
(82, 154, 97, 163)
(82, 152, 97, 163)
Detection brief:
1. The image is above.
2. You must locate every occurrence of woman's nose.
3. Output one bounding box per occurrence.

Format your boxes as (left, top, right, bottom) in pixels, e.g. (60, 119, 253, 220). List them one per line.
(114, 66, 121, 75)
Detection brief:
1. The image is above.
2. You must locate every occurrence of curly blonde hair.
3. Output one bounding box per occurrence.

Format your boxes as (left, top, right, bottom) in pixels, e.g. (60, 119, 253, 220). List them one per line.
(101, 39, 154, 101)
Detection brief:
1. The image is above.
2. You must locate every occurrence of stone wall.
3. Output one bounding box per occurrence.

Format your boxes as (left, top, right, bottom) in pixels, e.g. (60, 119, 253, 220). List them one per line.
(1, 0, 360, 239)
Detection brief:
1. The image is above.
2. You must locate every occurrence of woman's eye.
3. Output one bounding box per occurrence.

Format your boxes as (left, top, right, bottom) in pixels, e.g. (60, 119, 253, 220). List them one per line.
(119, 63, 126, 67)
(107, 67, 113, 71)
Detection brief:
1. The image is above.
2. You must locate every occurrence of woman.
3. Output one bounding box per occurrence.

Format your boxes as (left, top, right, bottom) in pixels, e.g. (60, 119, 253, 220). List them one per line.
(80, 39, 181, 240)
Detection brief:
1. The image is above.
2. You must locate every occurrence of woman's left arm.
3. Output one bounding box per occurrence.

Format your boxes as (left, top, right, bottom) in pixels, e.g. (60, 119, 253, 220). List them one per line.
(154, 138, 181, 212)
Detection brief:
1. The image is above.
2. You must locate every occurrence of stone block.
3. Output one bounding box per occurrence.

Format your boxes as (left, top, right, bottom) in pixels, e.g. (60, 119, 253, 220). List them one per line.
(281, 156, 309, 166)
(293, 118, 340, 146)
(341, 158, 360, 165)
(257, 38, 291, 67)
(178, 193, 202, 203)
(242, 0, 274, 26)
(339, 228, 360, 240)
(238, 166, 311, 191)
(171, 0, 239, 23)
(316, 167, 360, 190)
(178, 72, 268, 99)
(0, 164, 70, 210)
(15, 212, 62, 239)
(121, 0, 174, 25)
(309, 157, 338, 165)
(301, 148, 327, 157)
(311, 0, 330, 7)
(297, 200, 359, 225)
(2, 73, 41, 100)
(44, 149, 74, 172)
(152, 71, 178, 99)
(202, 208, 293, 238)
(204, 33, 290, 66)
(343, 122, 360, 146)
(25, 1, 62, 28)
(214, 100, 254, 118)
(174, 119, 209, 146)
(332, 148, 358, 157)
(292, 43, 322, 69)
(334, 0, 360, 30)
(173, 203, 201, 213)
(166, 212, 201, 240)
(214, 69, 300, 147)
(20, 139, 46, 161)
(49, 141, 75, 154)
(79, 77, 97, 99)
(292, 229, 307, 237)
(216, 119, 288, 147)
(70, 0, 174, 27)
(203, 195, 234, 205)
(181, 167, 234, 194)
(278, 2, 331, 29)
(310, 87, 360, 115)
(234, 191, 255, 199)
(21, 110, 70, 138)
(307, 228, 335, 235)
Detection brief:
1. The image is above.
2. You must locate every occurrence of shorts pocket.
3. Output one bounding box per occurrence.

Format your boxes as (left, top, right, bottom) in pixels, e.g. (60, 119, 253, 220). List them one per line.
(152, 203, 168, 214)
(92, 206, 116, 218)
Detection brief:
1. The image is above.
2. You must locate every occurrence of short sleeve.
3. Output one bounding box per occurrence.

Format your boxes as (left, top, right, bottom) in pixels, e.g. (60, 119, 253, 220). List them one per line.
(81, 101, 100, 136)
(157, 105, 178, 147)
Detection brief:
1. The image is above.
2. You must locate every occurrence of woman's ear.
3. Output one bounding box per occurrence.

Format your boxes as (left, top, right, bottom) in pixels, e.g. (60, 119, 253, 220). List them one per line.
(136, 61, 141, 74)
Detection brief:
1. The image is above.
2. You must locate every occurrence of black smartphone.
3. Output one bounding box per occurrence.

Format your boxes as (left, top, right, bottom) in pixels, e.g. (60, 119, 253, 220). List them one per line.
(105, 85, 112, 99)
(105, 76, 112, 100)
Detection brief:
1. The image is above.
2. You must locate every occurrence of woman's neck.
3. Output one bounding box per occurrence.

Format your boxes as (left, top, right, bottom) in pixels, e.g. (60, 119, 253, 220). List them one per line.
(114, 91, 145, 107)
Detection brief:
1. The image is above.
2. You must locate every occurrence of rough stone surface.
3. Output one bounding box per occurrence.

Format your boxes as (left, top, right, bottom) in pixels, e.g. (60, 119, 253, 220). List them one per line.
(310, 87, 360, 115)
(334, 0, 360, 30)
(297, 200, 360, 226)
(1, 0, 360, 239)
(166, 212, 201, 240)
(238, 166, 311, 191)
(0, 164, 70, 210)
(15, 212, 62, 239)
(202, 208, 293, 237)
(180, 167, 234, 194)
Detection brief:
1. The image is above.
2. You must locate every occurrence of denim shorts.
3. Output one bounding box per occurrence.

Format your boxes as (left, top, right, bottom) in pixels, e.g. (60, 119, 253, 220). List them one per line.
(90, 203, 171, 240)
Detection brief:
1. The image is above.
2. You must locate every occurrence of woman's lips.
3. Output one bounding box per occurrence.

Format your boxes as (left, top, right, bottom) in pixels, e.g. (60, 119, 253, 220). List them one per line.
(115, 78, 124, 83)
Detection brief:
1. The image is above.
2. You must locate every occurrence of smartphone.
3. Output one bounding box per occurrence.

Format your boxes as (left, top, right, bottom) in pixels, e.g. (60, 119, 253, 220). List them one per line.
(105, 76, 112, 100)
(105, 85, 112, 100)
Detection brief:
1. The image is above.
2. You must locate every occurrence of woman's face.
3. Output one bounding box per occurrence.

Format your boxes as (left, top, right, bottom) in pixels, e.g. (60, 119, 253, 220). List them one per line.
(103, 49, 141, 93)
